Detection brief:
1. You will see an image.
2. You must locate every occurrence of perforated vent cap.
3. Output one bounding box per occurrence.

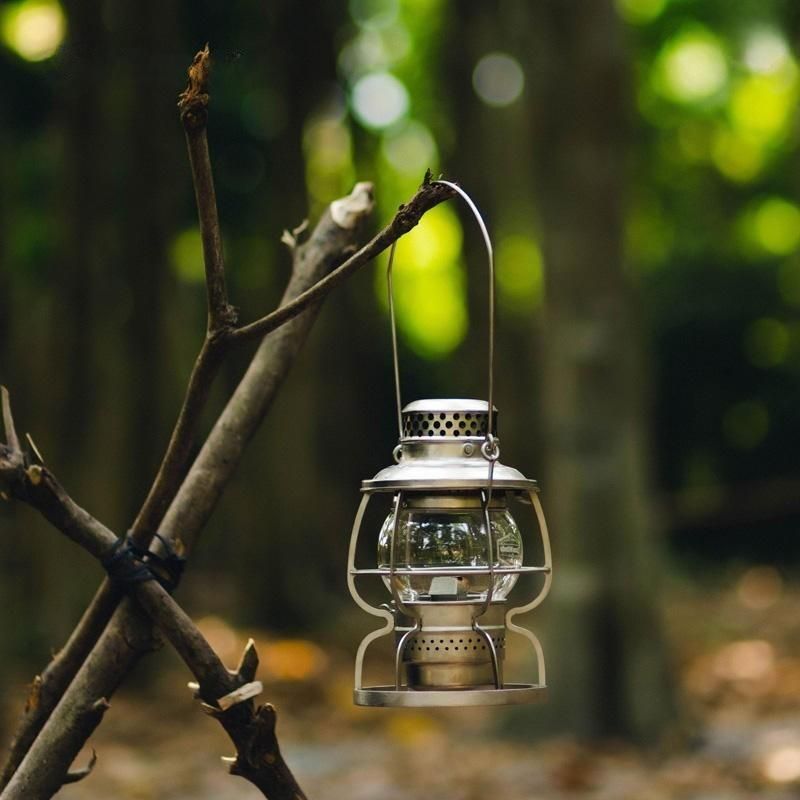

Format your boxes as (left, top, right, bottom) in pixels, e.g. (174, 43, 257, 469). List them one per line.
(401, 399, 497, 440)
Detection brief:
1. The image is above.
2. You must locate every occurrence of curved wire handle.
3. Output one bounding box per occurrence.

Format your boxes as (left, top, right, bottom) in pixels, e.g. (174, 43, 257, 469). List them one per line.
(386, 180, 496, 440)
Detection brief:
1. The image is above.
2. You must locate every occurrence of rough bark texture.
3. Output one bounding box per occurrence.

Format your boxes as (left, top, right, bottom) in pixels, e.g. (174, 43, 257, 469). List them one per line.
(531, 0, 675, 741)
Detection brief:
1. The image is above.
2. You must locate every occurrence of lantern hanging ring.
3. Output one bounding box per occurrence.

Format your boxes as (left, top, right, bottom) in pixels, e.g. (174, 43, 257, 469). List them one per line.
(386, 179, 496, 446)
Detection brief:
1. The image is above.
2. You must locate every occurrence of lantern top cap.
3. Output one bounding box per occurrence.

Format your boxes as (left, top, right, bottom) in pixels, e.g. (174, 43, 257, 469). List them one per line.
(402, 398, 497, 414)
(401, 398, 498, 441)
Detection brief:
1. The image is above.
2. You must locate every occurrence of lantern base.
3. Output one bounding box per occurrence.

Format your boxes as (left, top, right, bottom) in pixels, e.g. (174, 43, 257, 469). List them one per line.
(353, 683, 546, 708)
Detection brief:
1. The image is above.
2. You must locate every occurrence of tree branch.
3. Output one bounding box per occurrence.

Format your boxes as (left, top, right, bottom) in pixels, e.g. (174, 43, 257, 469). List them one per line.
(0, 47, 456, 798)
(229, 172, 455, 345)
(0, 49, 233, 787)
(0, 417, 304, 799)
(178, 43, 236, 333)
(0, 185, 376, 799)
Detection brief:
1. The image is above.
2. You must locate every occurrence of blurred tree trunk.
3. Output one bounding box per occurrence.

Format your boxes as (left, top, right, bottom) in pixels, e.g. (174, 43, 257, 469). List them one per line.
(528, 0, 675, 741)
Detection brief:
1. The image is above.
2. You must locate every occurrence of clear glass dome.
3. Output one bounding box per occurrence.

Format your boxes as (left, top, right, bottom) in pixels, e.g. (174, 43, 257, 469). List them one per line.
(377, 497, 523, 603)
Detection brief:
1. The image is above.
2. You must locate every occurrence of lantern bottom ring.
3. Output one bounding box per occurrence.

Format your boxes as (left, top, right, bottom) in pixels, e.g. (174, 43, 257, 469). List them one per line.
(353, 683, 547, 708)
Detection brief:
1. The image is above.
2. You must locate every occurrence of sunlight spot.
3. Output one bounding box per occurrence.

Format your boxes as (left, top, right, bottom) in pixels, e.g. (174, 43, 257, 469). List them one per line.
(473, 52, 525, 107)
(722, 400, 769, 449)
(351, 71, 409, 129)
(378, 204, 467, 359)
(763, 745, 800, 783)
(752, 197, 800, 256)
(711, 128, 764, 182)
(615, 0, 666, 25)
(744, 29, 792, 75)
(1, 0, 65, 61)
(729, 73, 798, 144)
(382, 120, 437, 175)
(653, 26, 728, 104)
(170, 228, 204, 284)
(737, 566, 783, 611)
(743, 318, 790, 368)
(713, 639, 775, 682)
(495, 234, 544, 314)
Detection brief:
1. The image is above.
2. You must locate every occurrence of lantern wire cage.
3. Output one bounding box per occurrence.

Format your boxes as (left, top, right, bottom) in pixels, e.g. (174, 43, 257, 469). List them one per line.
(346, 181, 553, 707)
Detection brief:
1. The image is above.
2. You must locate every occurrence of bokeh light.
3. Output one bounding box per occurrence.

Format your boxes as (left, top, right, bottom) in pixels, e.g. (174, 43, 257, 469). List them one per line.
(744, 28, 791, 75)
(713, 639, 775, 682)
(351, 71, 409, 129)
(652, 26, 728, 104)
(170, 228, 204, 283)
(729, 72, 798, 145)
(495, 234, 544, 314)
(711, 128, 764, 183)
(381, 203, 467, 359)
(763, 745, 800, 783)
(615, 0, 666, 25)
(746, 197, 800, 257)
(381, 119, 437, 176)
(736, 566, 783, 610)
(1, 0, 65, 62)
(472, 52, 525, 108)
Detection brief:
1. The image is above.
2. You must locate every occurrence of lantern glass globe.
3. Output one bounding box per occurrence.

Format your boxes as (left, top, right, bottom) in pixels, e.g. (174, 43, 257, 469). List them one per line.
(377, 499, 523, 603)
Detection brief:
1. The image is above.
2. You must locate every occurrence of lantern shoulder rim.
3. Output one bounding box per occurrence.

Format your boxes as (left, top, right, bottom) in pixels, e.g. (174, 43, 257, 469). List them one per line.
(402, 398, 497, 413)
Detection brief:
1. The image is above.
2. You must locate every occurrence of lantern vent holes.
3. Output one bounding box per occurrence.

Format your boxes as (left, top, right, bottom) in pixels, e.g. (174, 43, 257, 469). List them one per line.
(405, 635, 505, 653)
(402, 411, 493, 439)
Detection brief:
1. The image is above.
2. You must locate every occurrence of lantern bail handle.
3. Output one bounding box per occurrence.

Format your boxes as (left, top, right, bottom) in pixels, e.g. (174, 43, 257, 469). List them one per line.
(386, 179, 495, 442)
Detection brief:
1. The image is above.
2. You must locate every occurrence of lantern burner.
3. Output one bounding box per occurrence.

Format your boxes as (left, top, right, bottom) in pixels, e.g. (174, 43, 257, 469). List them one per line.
(397, 603, 506, 690)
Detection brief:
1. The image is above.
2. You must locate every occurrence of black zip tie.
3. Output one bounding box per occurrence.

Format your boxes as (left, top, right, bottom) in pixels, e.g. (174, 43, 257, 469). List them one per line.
(101, 531, 186, 593)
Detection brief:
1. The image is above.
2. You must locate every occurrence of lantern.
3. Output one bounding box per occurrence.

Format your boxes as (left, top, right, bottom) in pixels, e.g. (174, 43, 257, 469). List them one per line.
(347, 182, 553, 707)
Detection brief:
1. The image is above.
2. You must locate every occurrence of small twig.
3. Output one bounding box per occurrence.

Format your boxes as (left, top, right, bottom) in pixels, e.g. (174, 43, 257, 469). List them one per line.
(1, 387, 20, 453)
(178, 44, 236, 333)
(62, 749, 97, 786)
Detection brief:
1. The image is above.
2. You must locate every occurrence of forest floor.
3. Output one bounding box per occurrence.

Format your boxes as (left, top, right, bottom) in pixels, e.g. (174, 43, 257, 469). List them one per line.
(4, 568, 800, 800)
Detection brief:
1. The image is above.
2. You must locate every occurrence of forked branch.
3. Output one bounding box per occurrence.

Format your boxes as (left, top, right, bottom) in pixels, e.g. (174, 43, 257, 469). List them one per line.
(0, 44, 458, 800)
(0, 395, 305, 800)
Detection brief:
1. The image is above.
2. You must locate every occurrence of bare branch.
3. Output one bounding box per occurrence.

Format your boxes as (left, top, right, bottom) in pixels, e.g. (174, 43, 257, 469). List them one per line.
(0, 50, 455, 797)
(229, 173, 456, 345)
(178, 45, 236, 333)
(0, 433, 306, 799)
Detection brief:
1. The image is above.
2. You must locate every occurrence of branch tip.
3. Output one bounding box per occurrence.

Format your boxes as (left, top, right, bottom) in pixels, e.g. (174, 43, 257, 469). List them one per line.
(62, 749, 97, 786)
(25, 432, 45, 464)
(235, 638, 260, 683)
(178, 44, 212, 127)
(1, 386, 20, 452)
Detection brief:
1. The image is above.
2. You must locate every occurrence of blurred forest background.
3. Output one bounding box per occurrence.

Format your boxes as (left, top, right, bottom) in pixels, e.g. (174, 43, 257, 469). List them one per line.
(3, 0, 800, 796)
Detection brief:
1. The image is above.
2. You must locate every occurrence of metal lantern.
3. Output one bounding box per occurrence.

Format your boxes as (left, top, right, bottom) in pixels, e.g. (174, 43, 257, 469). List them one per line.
(347, 182, 553, 707)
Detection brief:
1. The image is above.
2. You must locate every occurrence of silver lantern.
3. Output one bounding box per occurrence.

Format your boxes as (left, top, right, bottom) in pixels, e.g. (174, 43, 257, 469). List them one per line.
(347, 182, 553, 707)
